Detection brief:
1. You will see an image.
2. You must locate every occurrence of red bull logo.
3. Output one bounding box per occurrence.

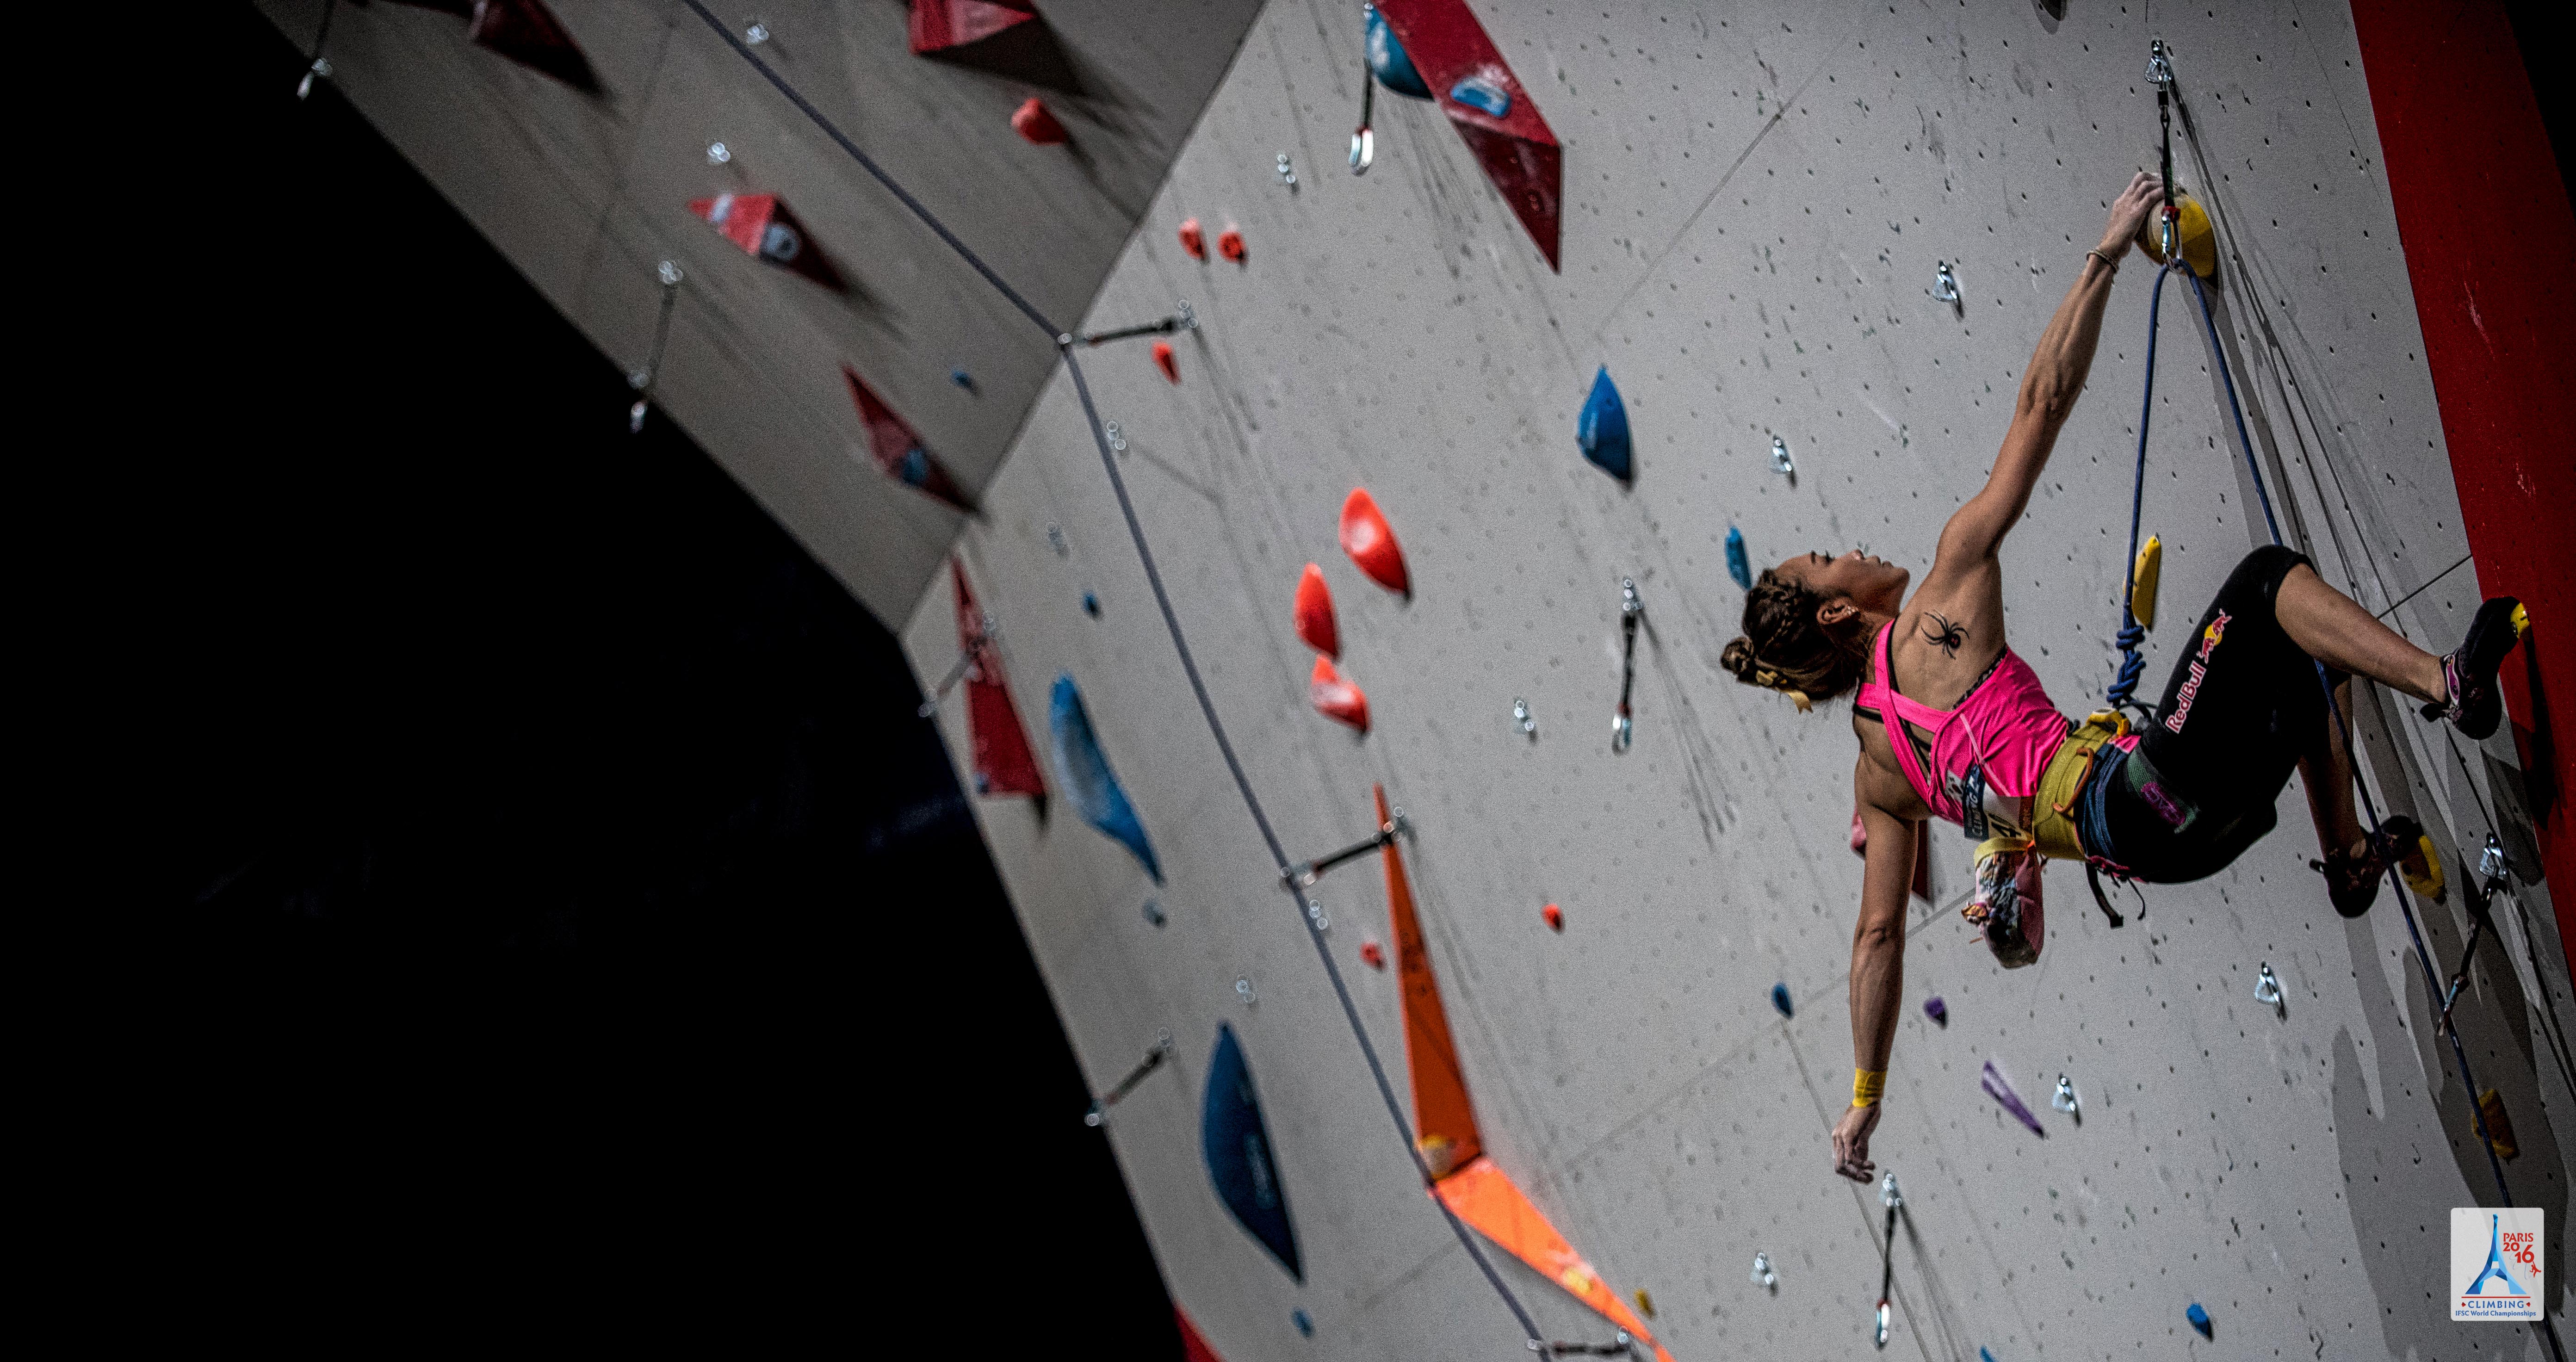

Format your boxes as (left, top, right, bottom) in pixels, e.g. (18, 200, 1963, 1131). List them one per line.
(2163, 610, 2232, 734)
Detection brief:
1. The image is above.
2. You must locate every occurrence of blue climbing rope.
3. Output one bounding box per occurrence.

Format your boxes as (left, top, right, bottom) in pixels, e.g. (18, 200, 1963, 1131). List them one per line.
(2105, 257, 2176, 714)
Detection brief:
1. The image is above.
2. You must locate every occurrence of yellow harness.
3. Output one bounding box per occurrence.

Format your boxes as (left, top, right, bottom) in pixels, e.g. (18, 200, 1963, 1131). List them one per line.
(2034, 710, 2130, 861)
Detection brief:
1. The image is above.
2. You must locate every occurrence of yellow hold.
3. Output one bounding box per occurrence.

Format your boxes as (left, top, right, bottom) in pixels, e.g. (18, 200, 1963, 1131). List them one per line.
(2400, 832, 2447, 904)
(1634, 1289, 1656, 1319)
(2139, 191, 2217, 279)
(2513, 602, 2531, 640)
(2130, 534, 2163, 631)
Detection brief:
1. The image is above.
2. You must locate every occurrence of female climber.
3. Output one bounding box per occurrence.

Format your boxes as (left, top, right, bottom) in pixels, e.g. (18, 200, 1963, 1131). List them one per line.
(1715, 171, 2527, 1183)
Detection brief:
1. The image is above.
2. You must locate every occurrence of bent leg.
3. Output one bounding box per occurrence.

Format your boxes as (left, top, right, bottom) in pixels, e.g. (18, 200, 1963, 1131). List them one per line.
(2276, 563, 2446, 702)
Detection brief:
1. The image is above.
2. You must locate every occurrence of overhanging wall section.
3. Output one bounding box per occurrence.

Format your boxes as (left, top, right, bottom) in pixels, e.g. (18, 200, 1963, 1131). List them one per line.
(255, 0, 1260, 624)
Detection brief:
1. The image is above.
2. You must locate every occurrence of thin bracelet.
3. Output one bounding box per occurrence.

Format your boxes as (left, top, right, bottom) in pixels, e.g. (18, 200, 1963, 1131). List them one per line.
(2085, 248, 2119, 275)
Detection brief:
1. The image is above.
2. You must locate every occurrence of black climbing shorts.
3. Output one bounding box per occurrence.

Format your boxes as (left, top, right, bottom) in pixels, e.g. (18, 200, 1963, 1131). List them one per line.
(2075, 545, 2331, 883)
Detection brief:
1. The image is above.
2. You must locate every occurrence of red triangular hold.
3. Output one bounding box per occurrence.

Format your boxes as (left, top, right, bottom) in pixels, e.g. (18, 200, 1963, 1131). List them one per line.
(687, 193, 846, 290)
(1152, 340, 1179, 384)
(1293, 563, 1340, 658)
(953, 559, 1046, 800)
(1338, 489, 1410, 596)
(466, 0, 598, 90)
(1175, 1306, 1225, 1362)
(1372, 1, 1561, 269)
(845, 366, 974, 512)
(908, 0, 1039, 54)
(1311, 657, 1371, 732)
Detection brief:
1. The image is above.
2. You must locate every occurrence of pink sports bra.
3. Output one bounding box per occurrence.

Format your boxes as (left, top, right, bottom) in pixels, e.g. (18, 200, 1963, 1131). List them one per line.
(1856, 620, 2072, 829)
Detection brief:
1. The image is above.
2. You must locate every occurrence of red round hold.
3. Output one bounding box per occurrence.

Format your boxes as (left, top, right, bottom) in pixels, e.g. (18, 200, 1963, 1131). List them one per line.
(1011, 97, 1068, 146)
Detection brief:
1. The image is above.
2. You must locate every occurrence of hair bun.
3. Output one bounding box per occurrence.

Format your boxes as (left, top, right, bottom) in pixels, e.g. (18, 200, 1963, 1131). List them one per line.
(1721, 637, 1759, 681)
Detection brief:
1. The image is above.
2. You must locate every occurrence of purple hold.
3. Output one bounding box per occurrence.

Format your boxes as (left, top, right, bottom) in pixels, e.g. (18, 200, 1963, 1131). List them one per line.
(1982, 1059, 2046, 1137)
(1924, 996, 1948, 1026)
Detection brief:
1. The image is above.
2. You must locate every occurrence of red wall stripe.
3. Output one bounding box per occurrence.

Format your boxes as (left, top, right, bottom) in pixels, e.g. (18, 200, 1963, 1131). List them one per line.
(2352, 0, 2576, 971)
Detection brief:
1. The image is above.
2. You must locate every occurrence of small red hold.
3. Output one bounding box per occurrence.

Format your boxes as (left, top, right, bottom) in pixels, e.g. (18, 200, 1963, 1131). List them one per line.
(1293, 563, 1340, 658)
(1360, 940, 1387, 970)
(1152, 340, 1179, 384)
(1217, 224, 1246, 264)
(1542, 903, 1565, 932)
(1178, 218, 1207, 260)
(907, 0, 1039, 55)
(1310, 656, 1371, 732)
(1011, 96, 1069, 145)
(466, 0, 599, 90)
(1338, 489, 1410, 597)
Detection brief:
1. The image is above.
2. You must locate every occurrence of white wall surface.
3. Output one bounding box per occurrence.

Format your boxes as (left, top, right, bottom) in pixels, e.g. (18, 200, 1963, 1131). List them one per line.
(907, 3, 2576, 1359)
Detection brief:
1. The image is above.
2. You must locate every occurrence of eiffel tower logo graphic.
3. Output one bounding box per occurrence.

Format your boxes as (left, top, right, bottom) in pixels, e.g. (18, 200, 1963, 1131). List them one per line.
(2466, 1213, 2529, 1297)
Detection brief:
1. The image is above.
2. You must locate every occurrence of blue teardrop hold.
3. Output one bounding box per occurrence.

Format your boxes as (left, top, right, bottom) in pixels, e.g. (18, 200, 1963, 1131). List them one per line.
(2185, 1303, 2211, 1338)
(1577, 366, 1633, 482)
(949, 368, 975, 390)
(1143, 899, 1166, 927)
(1726, 525, 1752, 590)
(1770, 982, 1793, 1017)
(1448, 73, 1511, 118)
(1083, 591, 1101, 617)
(1363, 5, 1431, 99)
(898, 446, 932, 487)
(1049, 674, 1164, 884)
(1292, 1309, 1314, 1338)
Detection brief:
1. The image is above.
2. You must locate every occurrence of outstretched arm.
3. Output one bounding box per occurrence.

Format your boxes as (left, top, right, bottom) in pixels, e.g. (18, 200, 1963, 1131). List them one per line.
(1831, 772, 1919, 1182)
(1932, 172, 2163, 576)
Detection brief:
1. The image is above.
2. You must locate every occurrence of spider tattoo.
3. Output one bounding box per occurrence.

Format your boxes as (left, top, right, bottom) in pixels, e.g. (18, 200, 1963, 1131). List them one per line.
(1920, 612, 1967, 658)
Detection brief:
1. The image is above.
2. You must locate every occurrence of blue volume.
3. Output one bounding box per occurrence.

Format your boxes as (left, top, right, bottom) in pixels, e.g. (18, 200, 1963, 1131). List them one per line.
(1048, 673, 1164, 884)
(1204, 1022, 1304, 1281)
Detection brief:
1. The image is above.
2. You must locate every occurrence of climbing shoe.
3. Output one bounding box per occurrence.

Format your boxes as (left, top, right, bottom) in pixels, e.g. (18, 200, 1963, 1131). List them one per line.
(2422, 597, 2526, 741)
(2312, 815, 2434, 918)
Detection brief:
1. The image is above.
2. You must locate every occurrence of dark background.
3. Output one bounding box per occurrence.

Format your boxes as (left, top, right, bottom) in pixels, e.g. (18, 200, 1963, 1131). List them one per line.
(122, 8, 1176, 1343)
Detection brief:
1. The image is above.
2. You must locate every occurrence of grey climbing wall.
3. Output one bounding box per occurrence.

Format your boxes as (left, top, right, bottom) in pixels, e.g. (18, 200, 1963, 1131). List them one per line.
(253, 0, 1263, 625)
(908, 4, 2575, 1359)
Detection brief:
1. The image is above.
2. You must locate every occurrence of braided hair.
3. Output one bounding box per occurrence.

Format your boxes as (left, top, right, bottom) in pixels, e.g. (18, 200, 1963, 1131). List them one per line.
(1721, 569, 1870, 711)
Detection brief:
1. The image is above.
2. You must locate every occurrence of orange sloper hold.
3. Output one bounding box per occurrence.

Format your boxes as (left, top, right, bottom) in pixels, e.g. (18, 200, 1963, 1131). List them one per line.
(1375, 783, 1672, 1362)
(1311, 657, 1370, 732)
(1339, 489, 1410, 596)
(1294, 563, 1340, 658)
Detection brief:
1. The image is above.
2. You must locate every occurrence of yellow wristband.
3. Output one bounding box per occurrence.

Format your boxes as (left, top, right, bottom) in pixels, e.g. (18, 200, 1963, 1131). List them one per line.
(1852, 1069, 1887, 1107)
